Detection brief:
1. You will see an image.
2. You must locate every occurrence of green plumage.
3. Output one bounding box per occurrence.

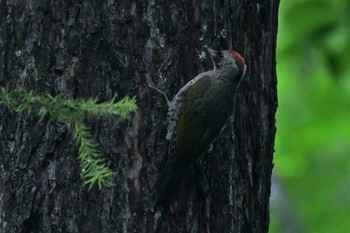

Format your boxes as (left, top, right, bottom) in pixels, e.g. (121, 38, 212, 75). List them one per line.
(155, 49, 246, 208)
(175, 75, 234, 161)
(156, 74, 235, 207)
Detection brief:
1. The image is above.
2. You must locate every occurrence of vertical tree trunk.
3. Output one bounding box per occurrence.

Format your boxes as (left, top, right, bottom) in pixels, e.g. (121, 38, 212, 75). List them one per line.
(0, 0, 279, 232)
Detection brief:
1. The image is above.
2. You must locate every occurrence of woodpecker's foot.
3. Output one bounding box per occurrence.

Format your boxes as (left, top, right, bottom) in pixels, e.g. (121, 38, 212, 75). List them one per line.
(146, 78, 170, 106)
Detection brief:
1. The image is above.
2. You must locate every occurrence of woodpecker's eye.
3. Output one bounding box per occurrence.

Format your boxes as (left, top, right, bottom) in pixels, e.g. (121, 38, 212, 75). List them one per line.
(215, 50, 223, 58)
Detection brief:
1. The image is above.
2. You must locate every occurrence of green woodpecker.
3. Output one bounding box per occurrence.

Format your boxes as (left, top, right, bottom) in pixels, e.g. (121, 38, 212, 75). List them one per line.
(157, 48, 246, 205)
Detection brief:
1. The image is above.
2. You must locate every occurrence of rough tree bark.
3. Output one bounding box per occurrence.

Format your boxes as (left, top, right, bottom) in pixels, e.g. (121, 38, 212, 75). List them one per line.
(0, 0, 279, 232)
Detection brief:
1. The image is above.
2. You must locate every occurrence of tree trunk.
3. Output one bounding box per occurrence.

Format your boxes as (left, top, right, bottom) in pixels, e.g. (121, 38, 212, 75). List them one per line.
(0, 0, 279, 232)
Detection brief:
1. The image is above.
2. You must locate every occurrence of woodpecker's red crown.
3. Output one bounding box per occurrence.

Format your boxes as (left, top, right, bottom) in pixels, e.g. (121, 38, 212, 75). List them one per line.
(227, 50, 246, 73)
(208, 48, 246, 74)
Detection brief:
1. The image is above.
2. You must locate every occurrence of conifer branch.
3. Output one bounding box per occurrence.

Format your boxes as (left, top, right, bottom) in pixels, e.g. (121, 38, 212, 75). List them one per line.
(0, 86, 137, 190)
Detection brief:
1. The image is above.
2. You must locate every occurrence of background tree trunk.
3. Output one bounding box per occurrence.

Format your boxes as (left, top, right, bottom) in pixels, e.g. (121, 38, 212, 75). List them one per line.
(0, 0, 279, 232)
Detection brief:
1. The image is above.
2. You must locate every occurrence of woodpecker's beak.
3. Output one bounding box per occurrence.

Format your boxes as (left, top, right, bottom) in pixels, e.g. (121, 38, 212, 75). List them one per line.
(207, 48, 217, 58)
(207, 48, 220, 70)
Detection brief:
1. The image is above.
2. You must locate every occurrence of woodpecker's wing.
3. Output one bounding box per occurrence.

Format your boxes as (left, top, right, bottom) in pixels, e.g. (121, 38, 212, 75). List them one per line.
(166, 72, 211, 141)
(174, 73, 235, 159)
(158, 74, 212, 207)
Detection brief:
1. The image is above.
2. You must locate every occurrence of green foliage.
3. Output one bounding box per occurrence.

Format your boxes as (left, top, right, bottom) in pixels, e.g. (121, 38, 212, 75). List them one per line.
(0, 86, 137, 190)
(73, 121, 115, 190)
(272, 0, 350, 232)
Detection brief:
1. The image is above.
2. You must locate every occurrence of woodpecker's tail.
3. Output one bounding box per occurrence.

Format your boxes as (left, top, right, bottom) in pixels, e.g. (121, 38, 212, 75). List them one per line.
(155, 158, 190, 209)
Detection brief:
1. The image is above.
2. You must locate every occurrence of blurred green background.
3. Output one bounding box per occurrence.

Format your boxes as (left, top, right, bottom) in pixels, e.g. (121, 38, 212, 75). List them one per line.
(270, 0, 350, 232)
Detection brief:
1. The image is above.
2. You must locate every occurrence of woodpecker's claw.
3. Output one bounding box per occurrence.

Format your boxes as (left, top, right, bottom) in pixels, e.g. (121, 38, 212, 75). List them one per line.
(146, 79, 170, 107)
